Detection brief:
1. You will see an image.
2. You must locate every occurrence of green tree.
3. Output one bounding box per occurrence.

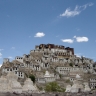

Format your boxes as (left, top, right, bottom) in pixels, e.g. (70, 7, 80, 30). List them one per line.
(29, 74, 35, 83)
(69, 63, 73, 67)
(65, 79, 70, 83)
(45, 82, 65, 92)
(59, 74, 62, 79)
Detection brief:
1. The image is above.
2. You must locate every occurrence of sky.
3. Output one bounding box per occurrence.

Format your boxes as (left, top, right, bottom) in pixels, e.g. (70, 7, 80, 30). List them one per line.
(0, 0, 96, 65)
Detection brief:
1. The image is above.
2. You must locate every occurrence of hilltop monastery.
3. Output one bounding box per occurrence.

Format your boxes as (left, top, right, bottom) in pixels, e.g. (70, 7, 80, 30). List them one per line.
(0, 44, 96, 93)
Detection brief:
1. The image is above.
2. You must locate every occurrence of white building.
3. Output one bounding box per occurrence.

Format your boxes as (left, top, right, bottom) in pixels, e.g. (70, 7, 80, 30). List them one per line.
(2, 66, 24, 78)
(37, 71, 55, 83)
(15, 56, 23, 63)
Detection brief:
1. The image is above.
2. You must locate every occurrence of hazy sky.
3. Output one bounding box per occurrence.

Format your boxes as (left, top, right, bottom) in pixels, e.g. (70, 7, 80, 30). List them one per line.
(0, 0, 96, 65)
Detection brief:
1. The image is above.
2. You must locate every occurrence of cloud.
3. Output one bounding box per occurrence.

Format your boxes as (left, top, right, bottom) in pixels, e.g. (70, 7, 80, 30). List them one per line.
(75, 53, 86, 58)
(82, 3, 94, 10)
(75, 53, 83, 58)
(74, 36, 89, 42)
(34, 32, 45, 37)
(11, 47, 15, 49)
(75, 54, 81, 58)
(60, 2, 94, 17)
(0, 49, 4, 51)
(61, 39, 74, 43)
(89, 3, 94, 6)
(61, 36, 88, 43)
(0, 53, 2, 58)
(60, 7, 81, 17)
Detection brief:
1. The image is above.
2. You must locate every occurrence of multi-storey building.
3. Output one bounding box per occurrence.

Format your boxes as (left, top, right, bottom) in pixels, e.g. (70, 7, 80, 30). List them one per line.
(0, 44, 95, 89)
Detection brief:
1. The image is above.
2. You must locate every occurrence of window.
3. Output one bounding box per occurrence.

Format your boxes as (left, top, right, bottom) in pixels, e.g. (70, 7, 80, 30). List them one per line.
(7, 69, 9, 71)
(10, 69, 12, 71)
(45, 63, 47, 67)
(15, 72, 17, 74)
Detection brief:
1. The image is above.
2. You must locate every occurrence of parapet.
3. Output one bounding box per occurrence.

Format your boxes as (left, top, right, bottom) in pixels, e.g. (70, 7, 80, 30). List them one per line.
(15, 56, 23, 60)
(3, 58, 9, 64)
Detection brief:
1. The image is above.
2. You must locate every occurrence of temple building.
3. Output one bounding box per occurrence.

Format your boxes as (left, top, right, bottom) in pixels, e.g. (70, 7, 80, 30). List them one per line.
(37, 71, 55, 83)
(0, 43, 95, 92)
(65, 74, 91, 93)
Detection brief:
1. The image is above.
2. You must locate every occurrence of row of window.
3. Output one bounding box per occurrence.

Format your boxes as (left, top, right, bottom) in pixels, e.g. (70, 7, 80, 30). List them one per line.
(51, 58, 58, 60)
(16, 57, 23, 59)
(90, 83, 96, 85)
(7, 68, 17, 71)
(70, 78, 74, 81)
(90, 79, 96, 81)
(58, 67, 70, 70)
(60, 70, 70, 72)
(15, 71, 22, 74)
(15, 72, 23, 77)
(55, 53, 70, 55)
(58, 67, 81, 71)
(46, 78, 55, 80)
(91, 86, 96, 89)
(36, 60, 41, 62)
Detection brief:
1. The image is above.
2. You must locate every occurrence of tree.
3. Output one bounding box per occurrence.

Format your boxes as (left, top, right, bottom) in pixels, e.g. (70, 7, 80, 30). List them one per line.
(45, 82, 65, 92)
(29, 74, 35, 83)
(69, 63, 73, 67)
(59, 74, 62, 79)
(65, 79, 70, 83)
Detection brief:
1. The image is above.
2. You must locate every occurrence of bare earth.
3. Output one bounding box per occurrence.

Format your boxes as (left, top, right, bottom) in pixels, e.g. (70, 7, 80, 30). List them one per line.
(0, 92, 96, 96)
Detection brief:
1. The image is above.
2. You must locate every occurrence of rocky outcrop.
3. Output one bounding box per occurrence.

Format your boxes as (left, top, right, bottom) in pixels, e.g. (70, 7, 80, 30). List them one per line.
(0, 72, 39, 93)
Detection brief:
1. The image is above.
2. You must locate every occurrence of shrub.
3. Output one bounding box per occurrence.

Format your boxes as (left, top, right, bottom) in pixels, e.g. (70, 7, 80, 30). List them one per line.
(45, 82, 65, 92)
(69, 63, 73, 67)
(29, 74, 35, 83)
(65, 79, 70, 83)
(59, 74, 62, 79)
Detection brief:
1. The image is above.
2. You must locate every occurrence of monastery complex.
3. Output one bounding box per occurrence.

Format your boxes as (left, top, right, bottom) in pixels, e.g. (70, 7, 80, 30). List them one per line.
(0, 44, 96, 93)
